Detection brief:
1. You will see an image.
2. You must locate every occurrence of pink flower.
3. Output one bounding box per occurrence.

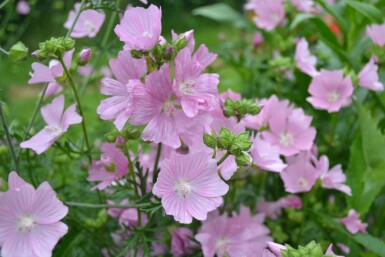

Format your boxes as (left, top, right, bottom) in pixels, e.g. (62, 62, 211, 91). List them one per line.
(248, 0, 285, 31)
(253, 32, 264, 48)
(366, 23, 385, 46)
(171, 227, 196, 256)
(326, 244, 344, 257)
(262, 101, 316, 156)
(251, 135, 287, 172)
(280, 152, 321, 193)
(130, 64, 201, 148)
(220, 89, 241, 104)
(107, 200, 147, 227)
(115, 5, 162, 51)
(317, 155, 351, 195)
(20, 95, 82, 154)
(28, 49, 74, 97)
(171, 30, 196, 52)
(256, 195, 302, 219)
(87, 142, 128, 190)
(64, 3, 105, 38)
(173, 47, 219, 117)
(195, 208, 271, 257)
(307, 69, 354, 112)
(295, 38, 319, 77)
(358, 56, 384, 91)
(16, 0, 30, 15)
(262, 242, 286, 257)
(338, 210, 368, 234)
(242, 96, 279, 130)
(337, 243, 350, 254)
(291, 0, 315, 13)
(97, 50, 147, 130)
(0, 172, 68, 257)
(152, 151, 229, 224)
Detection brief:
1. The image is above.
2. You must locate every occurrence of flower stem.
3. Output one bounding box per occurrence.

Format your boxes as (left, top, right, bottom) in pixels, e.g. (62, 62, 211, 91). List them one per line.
(152, 143, 162, 184)
(58, 56, 92, 162)
(0, 46, 9, 56)
(66, 201, 136, 209)
(0, 0, 11, 10)
(217, 151, 230, 166)
(0, 102, 19, 171)
(66, 0, 87, 38)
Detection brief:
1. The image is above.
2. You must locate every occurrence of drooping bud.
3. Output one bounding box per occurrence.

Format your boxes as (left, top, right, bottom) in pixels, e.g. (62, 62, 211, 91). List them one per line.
(77, 48, 92, 66)
(9, 41, 28, 62)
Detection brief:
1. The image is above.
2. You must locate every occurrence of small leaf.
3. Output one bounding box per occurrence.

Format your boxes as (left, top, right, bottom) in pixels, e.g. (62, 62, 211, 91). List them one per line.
(345, 0, 383, 24)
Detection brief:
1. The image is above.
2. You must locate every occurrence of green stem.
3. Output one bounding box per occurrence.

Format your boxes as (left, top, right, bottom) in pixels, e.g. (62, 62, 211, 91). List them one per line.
(66, 201, 136, 209)
(127, 148, 141, 226)
(66, 0, 87, 38)
(0, 46, 9, 56)
(58, 56, 91, 162)
(0, 0, 11, 10)
(217, 151, 230, 166)
(0, 102, 19, 171)
(152, 143, 162, 184)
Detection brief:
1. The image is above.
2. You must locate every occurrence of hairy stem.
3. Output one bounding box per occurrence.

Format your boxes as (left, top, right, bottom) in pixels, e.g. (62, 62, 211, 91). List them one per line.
(217, 151, 230, 166)
(66, 201, 138, 209)
(152, 143, 162, 184)
(59, 56, 92, 162)
(0, 102, 19, 171)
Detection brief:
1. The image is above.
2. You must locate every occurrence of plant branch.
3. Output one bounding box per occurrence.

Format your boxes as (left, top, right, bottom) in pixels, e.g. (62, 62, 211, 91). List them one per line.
(66, 0, 87, 38)
(152, 143, 162, 184)
(217, 151, 230, 166)
(0, 102, 19, 171)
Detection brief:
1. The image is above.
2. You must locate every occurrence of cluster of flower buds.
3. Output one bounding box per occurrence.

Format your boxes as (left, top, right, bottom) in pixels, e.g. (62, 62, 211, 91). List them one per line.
(223, 98, 260, 121)
(33, 37, 75, 60)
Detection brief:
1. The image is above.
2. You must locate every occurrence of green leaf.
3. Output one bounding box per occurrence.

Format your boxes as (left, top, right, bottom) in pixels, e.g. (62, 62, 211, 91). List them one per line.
(314, 0, 348, 36)
(347, 102, 385, 214)
(345, 0, 383, 24)
(193, 4, 253, 30)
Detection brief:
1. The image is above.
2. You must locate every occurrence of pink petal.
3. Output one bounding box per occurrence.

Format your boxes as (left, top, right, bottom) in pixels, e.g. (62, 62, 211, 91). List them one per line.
(41, 95, 64, 127)
(31, 222, 68, 257)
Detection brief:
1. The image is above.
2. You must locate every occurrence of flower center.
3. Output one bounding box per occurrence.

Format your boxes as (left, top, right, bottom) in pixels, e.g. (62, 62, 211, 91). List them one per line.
(101, 154, 115, 172)
(297, 177, 309, 189)
(327, 91, 339, 103)
(216, 237, 229, 252)
(84, 20, 96, 33)
(162, 100, 176, 117)
(279, 132, 294, 147)
(44, 125, 63, 137)
(179, 80, 196, 95)
(142, 31, 153, 38)
(17, 215, 35, 232)
(175, 180, 192, 198)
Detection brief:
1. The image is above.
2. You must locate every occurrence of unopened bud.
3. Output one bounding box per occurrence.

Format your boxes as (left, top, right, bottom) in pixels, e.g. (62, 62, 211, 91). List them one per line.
(9, 41, 28, 62)
(174, 37, 187, 52)
(203, 133, 217, 149)
(235, 152, 252, 166)
(77, 48, 91, 66)
(131, 49, 144, 59)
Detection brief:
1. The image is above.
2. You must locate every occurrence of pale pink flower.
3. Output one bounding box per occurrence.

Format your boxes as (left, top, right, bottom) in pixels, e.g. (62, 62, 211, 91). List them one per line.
(262, 102, 316, 156)
(317, 155, 351, 195)
(256, 195, 302, 219)
(367, 23, 385, 46)
(171, 30, 195, 52)
(195, 208, 271, 257)
(173, 47, 219, 117)
(253, 32, 264, 48)
(0, 172, 68, 257)
(219, 89, 241, 104)
(326, 244, 344, 257)
(251, 135, 287, 172)
(291, 0, 315, 13)
(281, 152, 321, 193)
(115, 5, 162, 51)
(338, 210, 368, 234)
(64, 3, 105, 38)
(16, 0, 30, 15)
(262, 242, 286, 257)
(242, 96, 281, 130)
(130, 64, 202, 148)
(295, 38, 319, 77)
(248, 0, 285, 31)
(307, 69, 354, 112)
(87, 142, 128, 190)
(337, 243, 350, 254)
(20, 95, 82, 154)
(358, 56, 384, 91)
(152, 151, 229, 224)
(171, 227, 196, 256)
(97, 50, 147, 130)
(28, 49, 73, 97)
(107, 200, 147, 227)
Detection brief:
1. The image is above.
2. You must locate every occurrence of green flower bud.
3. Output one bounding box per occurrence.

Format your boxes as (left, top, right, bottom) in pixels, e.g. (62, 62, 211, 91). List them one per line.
(174, 36, 187, 52)
(235, 152, 251, 166)
(105, 133, 117, 143)
(9, 41, 28, 62)
(77, 48, 91, 66)
(85, 209, 108, 228)
(37, 37, 75, 59)
(203, 133, 217, 149)
(153, 43, 163, 63)
(131, 49, 144, 59)
(123, 126, 141, 140)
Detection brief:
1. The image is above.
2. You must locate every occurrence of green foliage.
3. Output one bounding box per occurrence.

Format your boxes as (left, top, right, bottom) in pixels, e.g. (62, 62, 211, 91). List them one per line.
(35, 37, 75, 60)
(345, 1, 383, 24)
(223, 98, 260, 121)
(281, 241, 324, 257)
(347, 102, 385, 215)
(8, 41, 28, 62)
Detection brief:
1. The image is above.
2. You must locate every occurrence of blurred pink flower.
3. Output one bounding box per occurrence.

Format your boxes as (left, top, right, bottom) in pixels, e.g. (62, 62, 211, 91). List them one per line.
(253, 32, 264, 48)
(107, 199, 147, 227)
(358, 56, 384, 91)
(87, 142, 128, 190)
(28, 49, 74, 97)
(317, 155, 351, 195)
(0, 172, 68, 257)
(262, 242, 286, 257)
(338, 210, 368, 234)
(171, 227, 196, 256)
(152, 151, 228, 224)
(262, 101, 316, 156)
(337, 243, 350, 254)
(291, 0, 315, 13)
(367, 23, 385, 46)
(173, 47, 219, 117)
(195, 207, 271, 257)
(247, 0, 285, 31)
(251, 135, 287, 172)
(242, 96, 280, 130)
(20, 95, 82, 154)
(326, 244, 344, 257)
(256, 195, 302, 219)
(307, 69, 354, 112)
(295, 38, 319, 77)
(219, 89, 241, 104)
(97, 50, 147, 130)
(64, 3, 105, 38)
(16, 0, 30, 15)
(115, 4, 162, 50)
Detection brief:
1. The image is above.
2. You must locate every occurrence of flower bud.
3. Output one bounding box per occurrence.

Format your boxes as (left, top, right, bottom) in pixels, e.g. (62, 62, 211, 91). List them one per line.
(203, 133, 217, 149)
(174, 36, 187, 52)
(9, 41, 28, 62)
(131, 49, 144, 59)
(235, 152, 252, 166)
(77, 48, 92, 66)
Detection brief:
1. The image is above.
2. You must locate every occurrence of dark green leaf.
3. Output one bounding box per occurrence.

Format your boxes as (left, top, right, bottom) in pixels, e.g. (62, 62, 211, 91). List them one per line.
(345, 1, 383, 24)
